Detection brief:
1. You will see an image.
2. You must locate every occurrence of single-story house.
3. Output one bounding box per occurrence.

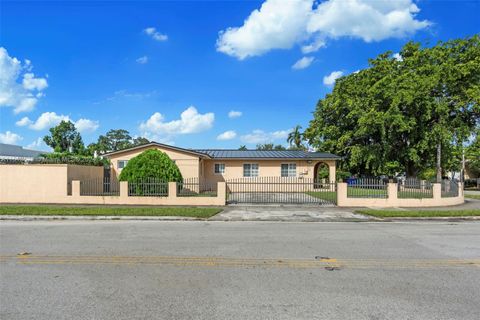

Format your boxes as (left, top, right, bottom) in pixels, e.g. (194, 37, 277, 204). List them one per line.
(103, 142, 340, 182)
(0, 143, 47, 161)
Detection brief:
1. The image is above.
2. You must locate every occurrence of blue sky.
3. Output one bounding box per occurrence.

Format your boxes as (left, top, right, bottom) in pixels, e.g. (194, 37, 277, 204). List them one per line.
(1, 0, 479, 150)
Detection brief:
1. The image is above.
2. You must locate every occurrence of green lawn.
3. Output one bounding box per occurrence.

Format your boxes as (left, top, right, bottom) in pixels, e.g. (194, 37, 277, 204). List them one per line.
(0, 205, 222, 218)
(356, 209, 480, 217)
(466, 194, 480, 200)
(347, 187, 387, 198)
(305, 191, 337, 203)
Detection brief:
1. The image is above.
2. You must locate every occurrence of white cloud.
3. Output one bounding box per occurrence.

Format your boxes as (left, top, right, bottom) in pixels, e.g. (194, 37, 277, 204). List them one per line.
(15, 117, 33, 127)
(0, 131, 23, 144)
(323, 70, 343, 86)
(217, 130, 237, 141)
(22, 73, 48, 90)
(228, 110, 242, 118)
(25, 137, 51, 151)
(144, 27, 168, 41)
(292, 56, 314, 70)
(216, 0, 311, 60)
(19, 112, 69, 130)
(392, 52, 403, 61)
(240, 129, 289, 144)
(75, 118, 99, 133)
(0, 47, 48, 113)
(16, 112, 99, 132)
(139, 106, 214, 142)
(216, 0, 430, 59)
(136, 56, 148, 64)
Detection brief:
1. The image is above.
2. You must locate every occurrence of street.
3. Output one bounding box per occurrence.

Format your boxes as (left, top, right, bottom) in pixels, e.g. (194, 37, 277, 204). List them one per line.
(1, 220, 479, 320)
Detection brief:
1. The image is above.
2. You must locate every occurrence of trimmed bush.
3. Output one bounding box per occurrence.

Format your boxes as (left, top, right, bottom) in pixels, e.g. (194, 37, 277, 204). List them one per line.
(119, 149, 183, 183)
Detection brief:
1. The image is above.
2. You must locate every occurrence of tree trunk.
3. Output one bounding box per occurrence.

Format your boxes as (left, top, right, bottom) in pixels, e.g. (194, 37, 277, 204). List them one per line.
(436, 142, 442, 183)
(406, 162, 417, 178)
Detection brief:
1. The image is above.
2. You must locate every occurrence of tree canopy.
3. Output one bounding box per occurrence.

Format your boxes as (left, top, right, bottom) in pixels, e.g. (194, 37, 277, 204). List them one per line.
(305, 35, 480, 177)
(256, 143, 286, 150)
(87, 129, 149, 155)
(43, 120, 84, 153)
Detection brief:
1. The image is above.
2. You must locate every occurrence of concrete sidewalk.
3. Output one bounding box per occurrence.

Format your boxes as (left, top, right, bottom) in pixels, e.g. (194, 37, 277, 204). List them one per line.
(210, 206, 371, 222)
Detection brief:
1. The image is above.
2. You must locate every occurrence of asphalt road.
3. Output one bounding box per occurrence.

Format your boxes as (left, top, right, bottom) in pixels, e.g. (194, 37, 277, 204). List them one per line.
(1, 221, 479, 320)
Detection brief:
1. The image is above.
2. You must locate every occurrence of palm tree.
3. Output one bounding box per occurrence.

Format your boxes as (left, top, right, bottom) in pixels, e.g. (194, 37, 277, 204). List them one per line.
(287, 125, 304, 148)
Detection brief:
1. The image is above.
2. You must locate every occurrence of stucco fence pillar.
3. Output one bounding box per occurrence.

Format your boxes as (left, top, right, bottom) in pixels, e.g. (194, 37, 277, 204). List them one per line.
(68, 180, 226, 206)
(337, 182, 463, 207)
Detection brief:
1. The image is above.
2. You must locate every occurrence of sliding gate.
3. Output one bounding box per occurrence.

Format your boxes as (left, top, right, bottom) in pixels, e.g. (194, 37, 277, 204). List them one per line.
(226, 177, 336, 205)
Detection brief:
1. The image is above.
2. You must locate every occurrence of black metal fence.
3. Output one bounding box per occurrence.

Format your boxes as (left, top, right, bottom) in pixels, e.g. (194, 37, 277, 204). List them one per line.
(347, 178, 387, 198)
(128, 178, 168, 197)
(177, 178, 217, 197)
(397, 178, 433, 199)
(226, 177, 336, 205)
(80, 177, 120, 196)
(441, 180, 459, 198)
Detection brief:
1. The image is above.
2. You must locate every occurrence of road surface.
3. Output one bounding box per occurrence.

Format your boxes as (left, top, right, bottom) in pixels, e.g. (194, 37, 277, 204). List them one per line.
(1, 220, 479, 319)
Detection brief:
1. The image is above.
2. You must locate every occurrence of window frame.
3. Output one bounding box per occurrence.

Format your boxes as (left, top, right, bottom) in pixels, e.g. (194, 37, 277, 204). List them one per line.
(214, 163, 225, 175)
(243, 163, 259, 177)
(281, 163, 297, 177)
(117, 160, 128, 169)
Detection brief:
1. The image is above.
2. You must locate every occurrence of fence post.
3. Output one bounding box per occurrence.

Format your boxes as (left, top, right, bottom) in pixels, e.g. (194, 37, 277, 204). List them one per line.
(72, 180, 80, 197)
(120, 181, 128, 198)
(336, 182, 347, 206)
(387, 183, 397, 201)
(217, 181, 226, 205)
(432, 183, 441, 200)
(168, 182, 177, 199)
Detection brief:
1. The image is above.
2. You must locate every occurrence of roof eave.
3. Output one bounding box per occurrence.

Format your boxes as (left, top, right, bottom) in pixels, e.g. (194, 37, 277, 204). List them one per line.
(102, 142, 211, 159)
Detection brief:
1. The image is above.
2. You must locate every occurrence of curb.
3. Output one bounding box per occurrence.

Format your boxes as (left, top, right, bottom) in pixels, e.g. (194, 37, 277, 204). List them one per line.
(371, 216, 480, 222)
(0, 215, 205, 221)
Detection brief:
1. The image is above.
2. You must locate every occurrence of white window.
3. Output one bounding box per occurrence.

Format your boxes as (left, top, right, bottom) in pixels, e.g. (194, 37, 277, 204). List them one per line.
(243, 163, 259, 177)
(117, 160, 128, 169)
(281, 163, 297, 177)
(214, 163, 225, 174)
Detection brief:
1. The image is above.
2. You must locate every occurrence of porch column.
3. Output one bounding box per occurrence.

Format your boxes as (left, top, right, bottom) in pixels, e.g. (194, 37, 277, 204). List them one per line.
(328, 161, 336, 183)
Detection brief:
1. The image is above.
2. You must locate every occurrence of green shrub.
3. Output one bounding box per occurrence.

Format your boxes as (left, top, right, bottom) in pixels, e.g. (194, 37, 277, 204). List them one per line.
(119, 149, 183, 182)
(0, 152, 109, 166)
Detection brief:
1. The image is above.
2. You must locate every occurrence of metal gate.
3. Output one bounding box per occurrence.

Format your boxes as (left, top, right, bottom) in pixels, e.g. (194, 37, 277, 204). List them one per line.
(226, 177, 336, 205)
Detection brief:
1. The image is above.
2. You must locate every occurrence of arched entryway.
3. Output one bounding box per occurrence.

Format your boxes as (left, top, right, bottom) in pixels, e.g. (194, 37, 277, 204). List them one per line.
(313, 161, 336, 183)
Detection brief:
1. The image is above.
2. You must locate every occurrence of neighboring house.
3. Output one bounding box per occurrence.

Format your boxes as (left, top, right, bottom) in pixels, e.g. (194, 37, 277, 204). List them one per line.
(103, 142, 340, 182)
(0, 143, 47, 161)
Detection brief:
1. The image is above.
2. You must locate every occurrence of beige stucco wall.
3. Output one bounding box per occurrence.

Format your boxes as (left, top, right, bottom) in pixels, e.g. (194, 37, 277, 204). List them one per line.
(0, 164, 69, 202)
(67, 165, 104, 182)
(203, 159, 336, 182)
(107, 145, 201, 179)
(336, 182, 464, 207)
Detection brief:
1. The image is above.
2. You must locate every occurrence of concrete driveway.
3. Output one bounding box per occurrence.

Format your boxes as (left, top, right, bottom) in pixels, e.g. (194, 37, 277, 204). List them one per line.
(211, 206, 370, 222)
(228, 192, 333, 205)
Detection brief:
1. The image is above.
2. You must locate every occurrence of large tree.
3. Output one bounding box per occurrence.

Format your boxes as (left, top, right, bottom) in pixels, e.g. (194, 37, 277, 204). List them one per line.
(305, 36, 480, 178)
(256, 143, 286, 150)
(43, 120, 84, 153)
(87, 129, 149, 155)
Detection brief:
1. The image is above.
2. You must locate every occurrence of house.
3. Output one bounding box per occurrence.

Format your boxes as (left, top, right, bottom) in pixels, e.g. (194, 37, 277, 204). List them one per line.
(0, 143, 47, 161)
(103, 142, 340, 182)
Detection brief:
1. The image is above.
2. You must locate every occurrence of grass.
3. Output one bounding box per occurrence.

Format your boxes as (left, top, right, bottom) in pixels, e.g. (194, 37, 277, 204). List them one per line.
(347, 187, 387, 198)
(356, 209, 480, 218)
(466, 194, 480, 200)
(305, 191, 337, 203)
(0, 205, 222, 218)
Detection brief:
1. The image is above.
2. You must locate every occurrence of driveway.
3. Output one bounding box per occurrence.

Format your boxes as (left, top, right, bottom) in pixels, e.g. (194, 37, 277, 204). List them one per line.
(228, 192, 334, 205)
(211, 206, 369, 221)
